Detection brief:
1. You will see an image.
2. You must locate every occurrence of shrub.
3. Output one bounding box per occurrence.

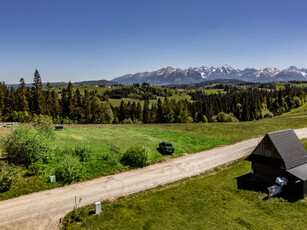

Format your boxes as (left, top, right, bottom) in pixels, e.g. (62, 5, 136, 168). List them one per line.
(133, 119, 142, 124)
(14, 126, 55, 164)
(216, 112, 238, 122)
(187, 116, 193, 123)
(121, 118, 134, 124)
(264, 112, 274, 118)
(3, 133, 31, 166)
(33, 115, 54, 130)
(55, 155, 83, 183)
(210, 115, 217, 122)
(3, 124, 55, 166)
(293, 96, 302, 108)
(0, 164, 23, 193)
(120, 145, 149, 167)
(73, 147, 92, 162)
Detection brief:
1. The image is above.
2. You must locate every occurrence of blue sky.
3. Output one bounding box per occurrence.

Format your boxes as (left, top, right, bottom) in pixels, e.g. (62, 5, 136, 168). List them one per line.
(1, 0, 307, 84)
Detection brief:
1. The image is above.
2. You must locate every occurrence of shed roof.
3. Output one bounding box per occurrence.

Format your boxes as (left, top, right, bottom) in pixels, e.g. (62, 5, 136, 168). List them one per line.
(287, 163, 307, 181)
(267, 129, 307, 169)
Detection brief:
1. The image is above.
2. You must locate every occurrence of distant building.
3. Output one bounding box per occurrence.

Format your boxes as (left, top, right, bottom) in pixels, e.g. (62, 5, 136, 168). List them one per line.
(246, 129, 307, 198)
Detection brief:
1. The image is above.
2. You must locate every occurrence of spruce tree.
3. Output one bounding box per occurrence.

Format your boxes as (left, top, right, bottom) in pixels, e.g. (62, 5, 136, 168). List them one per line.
(32, 69, 44, 114)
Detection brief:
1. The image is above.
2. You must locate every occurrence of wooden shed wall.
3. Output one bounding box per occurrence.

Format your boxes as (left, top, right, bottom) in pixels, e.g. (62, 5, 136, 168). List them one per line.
(252, 162, 284, 183)
(253, 136, 282, 159)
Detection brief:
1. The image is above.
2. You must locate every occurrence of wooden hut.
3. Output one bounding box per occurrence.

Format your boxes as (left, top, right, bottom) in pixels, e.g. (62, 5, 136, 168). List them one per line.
(246, 129, 307, 198)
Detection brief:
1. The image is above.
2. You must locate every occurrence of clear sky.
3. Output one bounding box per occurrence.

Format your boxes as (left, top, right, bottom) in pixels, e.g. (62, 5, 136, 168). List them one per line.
(1, 0, 307, 84)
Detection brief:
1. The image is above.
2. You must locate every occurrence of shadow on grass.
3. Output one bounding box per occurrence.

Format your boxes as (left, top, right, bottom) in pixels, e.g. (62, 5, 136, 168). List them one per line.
(236, 173, 302, 202)
(156, 147, 174, 156)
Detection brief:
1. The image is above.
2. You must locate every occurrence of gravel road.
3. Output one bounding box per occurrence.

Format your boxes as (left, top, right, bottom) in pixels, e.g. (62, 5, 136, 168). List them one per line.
(1, 128, 307, 230)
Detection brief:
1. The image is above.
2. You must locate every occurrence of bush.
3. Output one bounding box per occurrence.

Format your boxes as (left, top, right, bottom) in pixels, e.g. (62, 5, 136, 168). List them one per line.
(33, 115, 53, 130)
(15, 126, 54, 164)
(73, 147, 92, 162)
(55, 155, 83, 183)
(0, 164, 23, 193)
(210, 115, 217, 122)
(3, 124, 55, 166)
(216, 112, 238, 122)
(264, 112, 274, 118)
(293, 96, 302, 108)
(3, 133, 31, 166)
(121, 118, 134, 124)
(120, 145, 149, 167)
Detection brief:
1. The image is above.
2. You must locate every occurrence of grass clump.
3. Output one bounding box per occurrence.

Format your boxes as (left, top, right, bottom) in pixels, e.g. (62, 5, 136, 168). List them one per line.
(120, 145, 149, 168)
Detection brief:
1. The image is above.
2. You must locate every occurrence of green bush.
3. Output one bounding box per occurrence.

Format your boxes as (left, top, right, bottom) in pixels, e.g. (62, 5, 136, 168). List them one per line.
(264, 112, 274, 118)
(216, 112, 239, 122)
(0, 164, 23, 193)
(55, 155, 83, 183)
(73, 147, 92, 162)
(3, 133, 31, 166)
(120, 145, 149, 167)
(3, 124, 55, 167)
(121, 118, 134, 124)
(33, 115, 54, 130)
(14, 126, 55, 164)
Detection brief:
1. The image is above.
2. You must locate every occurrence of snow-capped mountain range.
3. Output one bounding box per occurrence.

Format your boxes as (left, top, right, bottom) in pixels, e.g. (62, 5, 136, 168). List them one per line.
(112, 65, 307, 85)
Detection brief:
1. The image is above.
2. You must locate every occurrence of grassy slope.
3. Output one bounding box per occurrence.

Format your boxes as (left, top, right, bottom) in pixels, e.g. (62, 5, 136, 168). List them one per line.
(52, 127, 228, 178)
(63, 158, 307, 230)
(148, 102, 307, 142)
(55, 127, 228, 161)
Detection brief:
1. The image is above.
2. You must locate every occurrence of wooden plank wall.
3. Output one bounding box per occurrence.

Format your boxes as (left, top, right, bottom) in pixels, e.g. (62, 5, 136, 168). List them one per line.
(253, 135, 282, 159)
(252, 162, 284, 183)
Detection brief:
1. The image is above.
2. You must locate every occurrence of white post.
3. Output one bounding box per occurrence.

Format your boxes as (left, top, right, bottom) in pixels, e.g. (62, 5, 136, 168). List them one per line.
(95, 202, 101, 214)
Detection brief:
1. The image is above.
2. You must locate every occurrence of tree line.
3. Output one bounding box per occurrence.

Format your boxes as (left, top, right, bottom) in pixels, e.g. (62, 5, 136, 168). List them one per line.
(0, 70, 306, 124)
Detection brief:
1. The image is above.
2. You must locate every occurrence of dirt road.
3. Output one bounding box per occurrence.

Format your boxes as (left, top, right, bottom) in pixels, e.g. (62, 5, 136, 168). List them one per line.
(1, 128, 307, 230)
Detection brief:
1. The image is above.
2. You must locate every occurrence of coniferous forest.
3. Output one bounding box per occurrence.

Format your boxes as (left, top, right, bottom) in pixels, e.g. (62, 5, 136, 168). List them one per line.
(0, 70, 306, 124)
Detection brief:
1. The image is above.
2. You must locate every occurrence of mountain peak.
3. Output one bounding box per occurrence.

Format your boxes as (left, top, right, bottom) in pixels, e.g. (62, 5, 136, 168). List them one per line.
(286, 66, 300, 72)
(112, 65, 307, 85)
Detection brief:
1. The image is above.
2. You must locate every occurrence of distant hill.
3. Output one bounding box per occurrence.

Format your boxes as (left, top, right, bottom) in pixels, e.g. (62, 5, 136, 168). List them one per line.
(73, 79, 120, 86)
(7, 79, 120, 88)
(166, 79, 247, 89)
(112, 65, 307, 85)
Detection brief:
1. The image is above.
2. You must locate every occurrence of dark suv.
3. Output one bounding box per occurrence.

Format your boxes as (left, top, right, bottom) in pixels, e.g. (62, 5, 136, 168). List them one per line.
(159, 141, 175, 155)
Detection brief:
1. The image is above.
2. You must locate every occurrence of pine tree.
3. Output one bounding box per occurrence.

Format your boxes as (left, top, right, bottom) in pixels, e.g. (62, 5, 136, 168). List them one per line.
(136, 102, 143, 122)
(32, 69, 44, 114)
(82, 90, 91, 123)
(16, 78, 29, 112)
(143, 100, 150, 124)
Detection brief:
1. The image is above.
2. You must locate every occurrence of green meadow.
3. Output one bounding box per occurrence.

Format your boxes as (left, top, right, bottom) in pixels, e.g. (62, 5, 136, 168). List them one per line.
(51, 127, 228, 178)
(62, 157, 307, 230)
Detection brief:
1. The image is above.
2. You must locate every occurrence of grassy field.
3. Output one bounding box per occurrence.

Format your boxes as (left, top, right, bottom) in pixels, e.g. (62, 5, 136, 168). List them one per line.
(51, 127, 228, 178)
(62, 157, 307, 230)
